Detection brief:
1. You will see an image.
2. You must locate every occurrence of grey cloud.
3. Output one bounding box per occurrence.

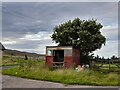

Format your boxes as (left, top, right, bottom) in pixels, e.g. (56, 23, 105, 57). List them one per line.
(2, 2, 118, 57)
(4, 38, 54, 50)
(2, 2, 117, 34)
(2, 0, 119, 2)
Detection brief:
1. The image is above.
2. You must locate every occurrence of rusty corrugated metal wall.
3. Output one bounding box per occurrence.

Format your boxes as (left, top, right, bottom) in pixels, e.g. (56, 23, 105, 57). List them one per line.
(45, 46, 80, 68)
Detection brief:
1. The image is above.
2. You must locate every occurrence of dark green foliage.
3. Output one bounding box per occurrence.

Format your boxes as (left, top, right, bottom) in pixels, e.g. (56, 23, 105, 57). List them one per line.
(51, 18, 106, 64)
(111, 55, 118, 60)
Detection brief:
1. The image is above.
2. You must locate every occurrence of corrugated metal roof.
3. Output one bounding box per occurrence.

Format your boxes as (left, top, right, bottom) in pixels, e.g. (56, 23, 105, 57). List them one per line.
(46, 46, 73, 50)
(46, 46, 73, 48)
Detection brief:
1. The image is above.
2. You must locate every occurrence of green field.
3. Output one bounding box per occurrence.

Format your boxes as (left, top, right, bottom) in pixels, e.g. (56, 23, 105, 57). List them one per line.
(1, 55, 44, 66)
(1, 55, 20, 66)
(2, 55, 119, 86)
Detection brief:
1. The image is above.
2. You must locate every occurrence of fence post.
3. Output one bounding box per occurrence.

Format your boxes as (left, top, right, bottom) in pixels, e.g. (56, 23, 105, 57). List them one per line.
(11, 54, 13, 61)
(109, 60, 110, 70)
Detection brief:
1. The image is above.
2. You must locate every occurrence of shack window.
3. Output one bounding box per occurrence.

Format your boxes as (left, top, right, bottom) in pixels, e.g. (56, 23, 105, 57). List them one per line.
(47, 50, 53, 56)
(64, 49, 72, 56)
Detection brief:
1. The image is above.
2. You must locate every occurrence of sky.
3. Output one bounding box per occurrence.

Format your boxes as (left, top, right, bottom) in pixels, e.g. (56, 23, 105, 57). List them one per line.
(1, 2, 119, 58)
(1, 0, 119, 2)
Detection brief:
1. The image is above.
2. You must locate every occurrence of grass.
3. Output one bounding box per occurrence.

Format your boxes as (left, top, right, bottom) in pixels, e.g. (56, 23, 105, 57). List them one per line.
(2, 55, 119, 86)
(93, 62, 120, 73)
(2, 61, 119, 86)
(1, 55, 44, 66)
(1, 55, 21, 66)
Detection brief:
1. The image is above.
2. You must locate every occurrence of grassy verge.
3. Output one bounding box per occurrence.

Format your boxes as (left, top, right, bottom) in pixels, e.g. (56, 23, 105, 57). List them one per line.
(2, 55, 119, 86)
(2, 62, 119, 86)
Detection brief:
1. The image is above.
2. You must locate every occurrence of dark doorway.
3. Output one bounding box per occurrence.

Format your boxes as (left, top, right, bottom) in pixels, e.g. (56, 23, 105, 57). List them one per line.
(53, 50, 64, 62)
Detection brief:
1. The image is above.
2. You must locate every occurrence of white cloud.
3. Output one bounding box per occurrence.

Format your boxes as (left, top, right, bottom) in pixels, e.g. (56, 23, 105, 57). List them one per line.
(20, 33, 41, 40)
(36, 42, 57, 54)
(100, 25, 118, 41)
(33, 20, 43, 24)
(93, 25, 118, 58)
(20, 32, 52, 41)
(2, 40, 17, 45)
(93, 40, 118, 58)
(2, 31, 57, 54)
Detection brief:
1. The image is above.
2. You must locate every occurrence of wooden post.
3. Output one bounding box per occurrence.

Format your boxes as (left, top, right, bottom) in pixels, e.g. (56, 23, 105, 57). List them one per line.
(90, 59, 92, 69)
(109, 60, 110, 70)
(11, 54, 13, 61)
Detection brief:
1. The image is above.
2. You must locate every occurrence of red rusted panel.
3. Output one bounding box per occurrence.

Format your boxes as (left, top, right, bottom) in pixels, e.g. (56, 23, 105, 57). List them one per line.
(73, 48, 80, 66)
(73, 57, 80, 66)
(46, 56, 53, 67)
(64, 56, 74, 68)
(73, 48, 80, 57)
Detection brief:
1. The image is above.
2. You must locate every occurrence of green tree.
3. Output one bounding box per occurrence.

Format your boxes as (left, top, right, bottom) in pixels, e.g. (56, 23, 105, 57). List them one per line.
(51, 18, 106, 64)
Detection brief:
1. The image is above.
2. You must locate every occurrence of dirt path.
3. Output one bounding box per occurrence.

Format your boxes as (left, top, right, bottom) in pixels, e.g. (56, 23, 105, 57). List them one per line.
(2, 75, 119, 88)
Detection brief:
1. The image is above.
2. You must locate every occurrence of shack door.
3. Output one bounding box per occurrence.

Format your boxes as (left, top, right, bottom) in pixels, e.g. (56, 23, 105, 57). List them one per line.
(53, 50, 64, 67)
(53, 50, 64, 62)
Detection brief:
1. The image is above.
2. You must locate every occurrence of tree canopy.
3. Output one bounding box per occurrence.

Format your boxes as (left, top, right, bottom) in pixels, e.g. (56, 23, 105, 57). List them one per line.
(51, 18, 106, 63)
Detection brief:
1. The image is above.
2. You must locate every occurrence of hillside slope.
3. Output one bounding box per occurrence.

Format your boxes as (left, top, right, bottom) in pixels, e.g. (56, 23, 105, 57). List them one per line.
(3, 49, 45, 58)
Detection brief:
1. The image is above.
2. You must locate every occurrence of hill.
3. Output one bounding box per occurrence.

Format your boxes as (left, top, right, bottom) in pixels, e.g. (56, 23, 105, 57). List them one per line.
(3, 49, 45, 58)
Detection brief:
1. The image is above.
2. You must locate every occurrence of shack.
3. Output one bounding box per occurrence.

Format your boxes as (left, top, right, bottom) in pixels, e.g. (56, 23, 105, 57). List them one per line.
(0, 42, 5, 51)
(46, 46, 80, 68)
(0, 42, 5, 58)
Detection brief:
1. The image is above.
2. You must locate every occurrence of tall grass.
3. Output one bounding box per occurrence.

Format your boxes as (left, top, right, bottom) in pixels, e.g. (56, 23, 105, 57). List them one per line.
(2, 60, 119, 86)
(2, 55, 44, 66)
(2, 55, 24, 66)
